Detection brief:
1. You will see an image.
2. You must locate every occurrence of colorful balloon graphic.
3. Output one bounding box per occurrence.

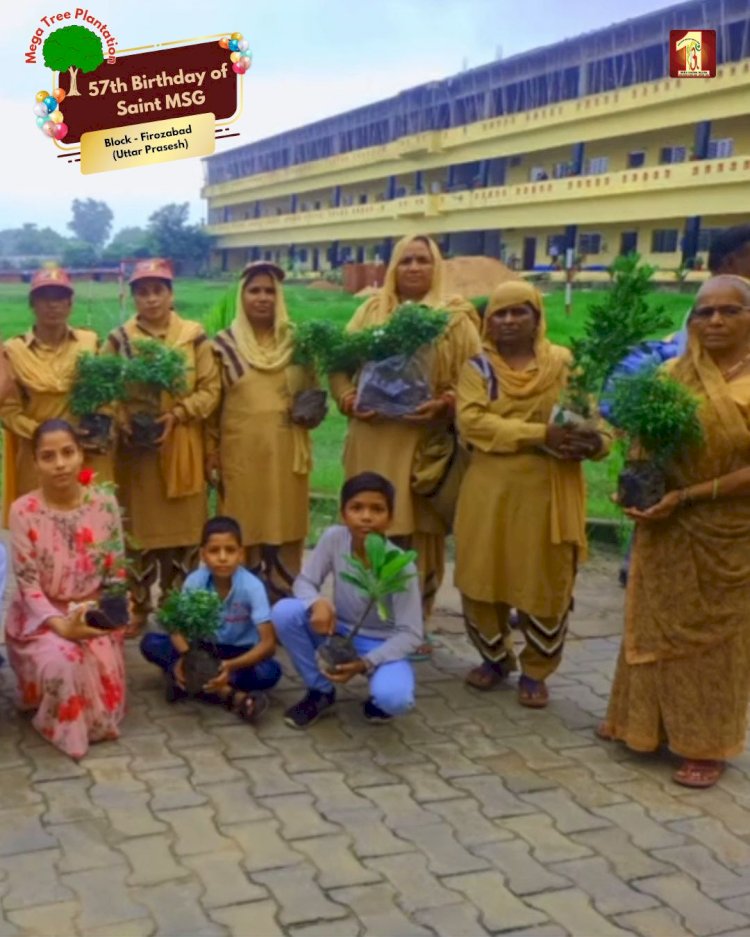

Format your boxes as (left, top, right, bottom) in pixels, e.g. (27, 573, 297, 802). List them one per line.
(36, 116, 50, 129)
(33, 102, 48, 117)
(35, 89, 50, 103)
(53, 88, 66, 103)
(230, 51, 241, 63)
(232, 63, 246, 74)
(228, 39, 240, 51)
(50, 110, 64, 124)
(42, 122, 57, 137)
(219, 37, 229, 49)
(43, 96, 57, 113)
(239, 56, 251, 69)
(53, 123, 69, 141)
(238, 40, 249, 51)
(231, 32, 243, 40)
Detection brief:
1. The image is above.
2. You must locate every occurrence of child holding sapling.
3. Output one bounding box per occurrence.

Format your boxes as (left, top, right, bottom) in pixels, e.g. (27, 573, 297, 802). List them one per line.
(140, 516, 281, 722)
(272, 472, 423, 729)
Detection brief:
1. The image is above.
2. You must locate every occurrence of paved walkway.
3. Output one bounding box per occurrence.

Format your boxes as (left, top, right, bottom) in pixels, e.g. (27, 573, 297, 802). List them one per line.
(2, 552, 750, 937)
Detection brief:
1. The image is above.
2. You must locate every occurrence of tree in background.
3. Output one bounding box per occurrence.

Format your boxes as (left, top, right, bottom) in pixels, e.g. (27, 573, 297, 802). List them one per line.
(1, 224, 68, 257)
(147, 203, 211, 274)
(42, 25, 104, 96)
(68, 199, 114, 253)
(62, 240, 99, 268)
(102, 227, 152, 262)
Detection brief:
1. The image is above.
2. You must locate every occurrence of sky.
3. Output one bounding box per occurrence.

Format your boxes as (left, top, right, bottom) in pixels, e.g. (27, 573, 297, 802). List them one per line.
(2, 0, 673, 238)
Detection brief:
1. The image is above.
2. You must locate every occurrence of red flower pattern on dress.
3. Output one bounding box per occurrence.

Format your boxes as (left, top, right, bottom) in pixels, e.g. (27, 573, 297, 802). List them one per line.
(26, 497, 40, 513)
(58, 695, 86, 722)
(100, 674, 123, 712)
(28, 528, 39, 543)
(81, 528, 95, 545)
(78, 468, 96, 486)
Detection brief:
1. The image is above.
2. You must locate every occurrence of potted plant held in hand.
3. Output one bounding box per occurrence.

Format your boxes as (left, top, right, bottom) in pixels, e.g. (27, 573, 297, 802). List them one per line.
(316, 533, 418, 671)
(157, 588, 224, 696)
(123, 339, 188, 449)
(609, 367, 704, 510)
(69, 353, 126, 452)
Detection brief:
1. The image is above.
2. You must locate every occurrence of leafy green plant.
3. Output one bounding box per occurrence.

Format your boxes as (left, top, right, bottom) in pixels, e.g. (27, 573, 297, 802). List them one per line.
(294, 303, 449, 374)
(157, 588, 223, 644)
(125, 339, 188, 395)
(317, 533, 418, 668)
(564, 253, 673, 417)
(69, 353, 126, 417)
(610, 367, 703, 467)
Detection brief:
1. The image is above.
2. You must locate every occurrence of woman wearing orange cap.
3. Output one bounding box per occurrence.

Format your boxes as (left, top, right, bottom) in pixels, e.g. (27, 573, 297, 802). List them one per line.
(0, 268, 114, 523)
(207, 261, 323, 599)
(103, 259, 221, 629)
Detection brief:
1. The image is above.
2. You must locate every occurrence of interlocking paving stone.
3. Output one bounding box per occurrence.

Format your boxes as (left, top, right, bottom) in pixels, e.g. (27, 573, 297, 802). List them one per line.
(118, 835, 191, 887)
(443, 723, 510, 759)
(393, 822, 490, 875)
(0, 849, 74, 910)
(527, 888, 637, 936)
(0, 768, 42, 809)
(652, 844, 750, 900)
(593, 802, 686, 850)
(209, 725, 276, 761)
(424, 797, 514, 848)
(453, 774, 538, 818)
(178, 745, 245, 784)
(62, 865, 151, 930)
(520, 788, 613, 833)
(365, 852, 463, 912)
(503, 814, 593, 863)
(208, 900, 283, 937)
(49, 820, 123, 872)
(442, 870, 548, 931)
(38, 778, 104, 824)
(195, 780, 273, 825)
(572, 826, 676, 881)
(296, 771, 375, 816)
(361, 783, 441, 828)
(155, 806, 237, 857)
(0, 806, 58, 857)
(545, 766, 630, 808)
(613, 907, 694, 937)
(680, 788, 750, 836)
(5, 901, 79, 936)
(265, 737, 335, 775)
(550, 856, 660, 914)
(330, 883, 433, 936)
(323, 808, 412, 859)
(291, 835, 382, 889)
(323, 748, 398, 787)
(634, 873, 749, 935)
(222, 819, 303, 872)
(611, 778, 705, 822)
(182, 850, 268, 908)
(251, 865, 350, 926)
(389, 763, 468, 802)
(120, 733, 185, 772)
(234, 756, 307, 797)
(78, 918, 157, 937)
(138, 766, 209, 811)
(413, 902, 491, 936)
(131, 880, 227, 936)
(258, 793, 340, 840)
(473, 839, 573, 896)
(668, 816, 750, 868)
(416, 741, 491, 780)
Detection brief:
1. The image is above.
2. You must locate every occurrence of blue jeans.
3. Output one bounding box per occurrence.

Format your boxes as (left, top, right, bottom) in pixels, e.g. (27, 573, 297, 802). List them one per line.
(271, 598, 415, 716)
(140, 633, 282, 692)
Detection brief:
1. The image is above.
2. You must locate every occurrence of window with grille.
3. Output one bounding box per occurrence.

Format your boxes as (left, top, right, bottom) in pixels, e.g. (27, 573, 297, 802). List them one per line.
(578, 233, 602, 254)
(707, 138, 734, 158)
(659, 146, 687, 164)
(586, 157, 609, 175)
(651, 229, 679, 252)
(627, 151, 646, 168)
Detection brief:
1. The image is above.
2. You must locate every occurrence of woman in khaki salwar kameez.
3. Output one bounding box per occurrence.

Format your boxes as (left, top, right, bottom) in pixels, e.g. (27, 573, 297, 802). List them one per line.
(454, 281, 609, 707)
(207, 261, 321, 600)
(330, 235, 481, 635)
(1, 268, 114, 524)
(102, 259, 220, 628)
(601, 274, 750, 789)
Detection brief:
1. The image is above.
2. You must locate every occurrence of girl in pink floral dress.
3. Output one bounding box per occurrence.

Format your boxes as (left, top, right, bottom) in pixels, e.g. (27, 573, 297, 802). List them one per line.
(5, 419, 127, 759)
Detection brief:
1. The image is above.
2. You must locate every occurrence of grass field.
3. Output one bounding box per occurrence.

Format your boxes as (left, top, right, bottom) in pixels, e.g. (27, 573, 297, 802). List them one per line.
(0, 279, 696, 522)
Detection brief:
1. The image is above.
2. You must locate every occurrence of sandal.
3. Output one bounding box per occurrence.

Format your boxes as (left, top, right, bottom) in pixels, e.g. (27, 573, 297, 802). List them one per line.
(409, 635, 437, 662)
(673, 759, 725, 789)
(230, 691, 269, 724)
(465, 661, 506, 691)
(518, 674, 549, 709)
(595, 722, 615, 741)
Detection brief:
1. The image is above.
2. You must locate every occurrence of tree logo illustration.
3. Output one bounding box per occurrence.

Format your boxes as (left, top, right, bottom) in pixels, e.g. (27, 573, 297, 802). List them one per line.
(42, 26, 104, 97)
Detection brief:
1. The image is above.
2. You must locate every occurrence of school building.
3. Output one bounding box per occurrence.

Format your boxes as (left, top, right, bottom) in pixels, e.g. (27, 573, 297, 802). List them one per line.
(202, 0, 750, 275)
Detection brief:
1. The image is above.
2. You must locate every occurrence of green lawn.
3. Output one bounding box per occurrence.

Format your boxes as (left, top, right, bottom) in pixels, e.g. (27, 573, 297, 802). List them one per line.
(0, 279, 696, 522)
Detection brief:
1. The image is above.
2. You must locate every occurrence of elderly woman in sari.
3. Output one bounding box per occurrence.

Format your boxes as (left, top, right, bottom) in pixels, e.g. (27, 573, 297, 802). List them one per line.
(454, 281, 609, 707)
(601, 274, 750, 788)
(1, 268, 112, 523)
(206, 261, 322, 600)
(330, 235, 481, 638)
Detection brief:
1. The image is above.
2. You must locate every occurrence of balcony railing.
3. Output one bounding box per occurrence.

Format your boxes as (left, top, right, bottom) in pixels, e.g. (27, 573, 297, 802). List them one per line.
(205, 157, 750, 238)
(202, 58, 750, 201)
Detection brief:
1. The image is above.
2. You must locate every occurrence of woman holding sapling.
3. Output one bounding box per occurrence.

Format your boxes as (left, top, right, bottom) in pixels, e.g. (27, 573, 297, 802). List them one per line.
(0, 268, 114, 523)
(454, 281, 609, 707)
(207, 261, 323, 600)
(601, 274, 750, 788)
(330, 235, 481, 633)
(103, 259, 220, 630)
(5, 419, 128, 760)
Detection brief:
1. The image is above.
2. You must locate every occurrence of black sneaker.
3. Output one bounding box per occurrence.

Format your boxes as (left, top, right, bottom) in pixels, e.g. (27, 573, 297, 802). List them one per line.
(283, 689, 336, 729)
(164, 673, 186, 703)
(362, 698, 393, 724)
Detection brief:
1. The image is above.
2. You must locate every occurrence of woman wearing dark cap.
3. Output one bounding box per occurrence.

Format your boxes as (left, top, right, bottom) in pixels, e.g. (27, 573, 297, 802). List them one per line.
(207, 261, 322, 600)
(103, 259, 221, 630)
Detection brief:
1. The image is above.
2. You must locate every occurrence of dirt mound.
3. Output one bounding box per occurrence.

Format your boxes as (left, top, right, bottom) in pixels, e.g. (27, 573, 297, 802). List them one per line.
(444, 256, 518, 298)
(307, 279, 344, 291)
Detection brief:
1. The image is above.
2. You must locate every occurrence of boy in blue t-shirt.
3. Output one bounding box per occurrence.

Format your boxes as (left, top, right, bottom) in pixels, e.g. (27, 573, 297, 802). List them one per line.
(140, 516, 281, 721)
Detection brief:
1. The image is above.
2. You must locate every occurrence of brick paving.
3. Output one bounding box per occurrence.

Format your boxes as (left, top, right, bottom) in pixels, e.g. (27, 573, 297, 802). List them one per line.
(2, 550, 750, 936)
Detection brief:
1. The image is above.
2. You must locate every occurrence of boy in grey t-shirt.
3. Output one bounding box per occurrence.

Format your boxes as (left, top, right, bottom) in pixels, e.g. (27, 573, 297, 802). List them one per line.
(271, 472, 424, 729)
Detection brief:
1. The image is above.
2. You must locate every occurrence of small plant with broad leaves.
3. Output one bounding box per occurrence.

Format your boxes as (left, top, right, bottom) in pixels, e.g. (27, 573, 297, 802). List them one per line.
(157, 589, 225, 695)
(70, 353, 126, 451)
(123, 339, 188, 448)
(317, 533, 418, 670)
(610, 366, 704, 510)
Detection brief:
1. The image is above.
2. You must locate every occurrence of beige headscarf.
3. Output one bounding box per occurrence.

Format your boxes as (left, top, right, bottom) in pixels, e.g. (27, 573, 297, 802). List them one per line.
(482, 280, 588, 555)
(231, 268, 312, 475)
(231, 269, 295, 372)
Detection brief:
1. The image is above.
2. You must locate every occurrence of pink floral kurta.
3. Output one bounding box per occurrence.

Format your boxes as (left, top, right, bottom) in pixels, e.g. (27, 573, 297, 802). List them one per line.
(5, 488, 127, 759)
